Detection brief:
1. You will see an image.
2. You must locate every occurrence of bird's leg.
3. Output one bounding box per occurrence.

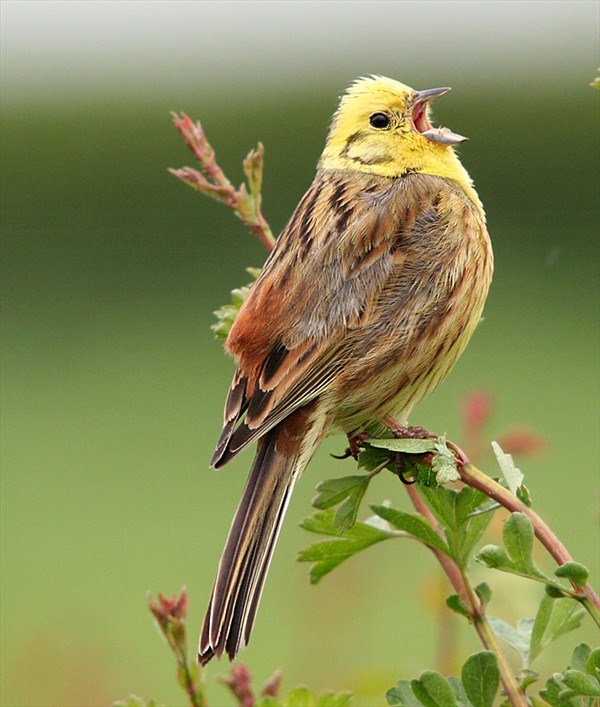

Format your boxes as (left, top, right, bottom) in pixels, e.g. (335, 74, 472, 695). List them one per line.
(383, 415, 471, 468)
(395, 454, 418, 485)
(382, 415, 437, 440)
(331, 432, 369, 460)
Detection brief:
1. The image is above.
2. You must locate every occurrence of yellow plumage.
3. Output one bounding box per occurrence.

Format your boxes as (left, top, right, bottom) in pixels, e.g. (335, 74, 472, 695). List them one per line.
(199, 76, 493, 664)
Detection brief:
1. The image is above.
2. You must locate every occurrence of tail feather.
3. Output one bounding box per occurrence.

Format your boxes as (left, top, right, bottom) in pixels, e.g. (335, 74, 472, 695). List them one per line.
(199, 408, 320, 665)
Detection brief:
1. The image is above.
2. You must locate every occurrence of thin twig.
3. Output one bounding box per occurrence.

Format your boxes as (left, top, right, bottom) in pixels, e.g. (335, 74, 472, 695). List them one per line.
(404, 485, 527, 707)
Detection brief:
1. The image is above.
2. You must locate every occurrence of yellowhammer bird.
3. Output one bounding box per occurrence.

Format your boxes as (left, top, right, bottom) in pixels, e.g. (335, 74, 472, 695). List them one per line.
(198, 75, 493, 664)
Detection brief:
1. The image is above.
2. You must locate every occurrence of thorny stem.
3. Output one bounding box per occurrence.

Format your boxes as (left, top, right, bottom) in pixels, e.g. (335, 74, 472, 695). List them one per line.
(404, 486, 527, 707)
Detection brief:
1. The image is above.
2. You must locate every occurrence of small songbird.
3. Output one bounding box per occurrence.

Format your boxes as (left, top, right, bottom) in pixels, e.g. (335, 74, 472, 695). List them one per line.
(198, 76, 493, 664)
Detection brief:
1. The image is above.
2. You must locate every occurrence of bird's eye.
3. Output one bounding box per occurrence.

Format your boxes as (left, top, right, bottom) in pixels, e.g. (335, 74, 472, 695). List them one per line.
(369, 112, 390, 129)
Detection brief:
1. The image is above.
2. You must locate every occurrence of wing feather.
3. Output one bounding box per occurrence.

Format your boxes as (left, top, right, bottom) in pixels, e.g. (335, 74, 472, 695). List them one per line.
(212, 171, 478, 466)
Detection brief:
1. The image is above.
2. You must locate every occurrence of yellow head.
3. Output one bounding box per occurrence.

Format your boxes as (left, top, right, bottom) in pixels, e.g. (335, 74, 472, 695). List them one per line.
(319, 75, 474, 189)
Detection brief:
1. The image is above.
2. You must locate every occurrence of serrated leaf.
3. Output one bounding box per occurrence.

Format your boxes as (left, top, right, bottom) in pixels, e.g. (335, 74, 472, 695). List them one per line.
(475, 582, 492, 608)
(432, 441, 460, 484)
(370, 505, 452, 556)
(488, 616, 532, 668)
(284, 687, 315, 707)
(367, 438, 437, 454)
(386, 680, 421, 706)
(312, 475, 370, 531)
(555, 562, 589, 588)
(529, 595, 586, 663)
(315, 691, 353, 707)
(418, 485, 459, 531)
(491, 441, 524, 494)
(461, 651, 499, 707)
(446, 593, 471, 619)
(357, 445, 392, 472)
(298, 510, 394, 583)
(411, 671, 459, 707)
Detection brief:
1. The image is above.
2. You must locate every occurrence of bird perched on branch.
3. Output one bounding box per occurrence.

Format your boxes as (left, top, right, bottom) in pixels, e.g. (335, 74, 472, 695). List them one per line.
(198, 75, 493, 664)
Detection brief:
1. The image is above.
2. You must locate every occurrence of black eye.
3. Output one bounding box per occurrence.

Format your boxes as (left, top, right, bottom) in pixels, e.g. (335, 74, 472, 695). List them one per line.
(369, 112, 390, 129)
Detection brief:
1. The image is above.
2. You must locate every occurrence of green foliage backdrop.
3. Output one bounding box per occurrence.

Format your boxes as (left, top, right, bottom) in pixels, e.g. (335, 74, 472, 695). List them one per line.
(1, 6, 598, 705)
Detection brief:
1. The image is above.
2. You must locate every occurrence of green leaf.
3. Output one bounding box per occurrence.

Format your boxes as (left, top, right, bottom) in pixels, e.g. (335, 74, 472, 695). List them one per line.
(474, 582, 492, 608)
(284, 687, 315, 707)
(315, 691, 353, 707)
(586, 647, 600, 677)
(491, 441, 524, 494)
(418, 485, 459, 531)
(461, 651, 500, 707)
(257, 698, 281, 707)
(386, 680, 421, 706)
(312, 475, 370, 531)
(487, 616, 533, 668)
(476, 545, 511, 570)
(545, 584, 570, 599)
(298, 510, 394, 583)
(566, 643, 591, 674)
(367, 437, 437, 454)
(516, 484, 533, 507)
(539, 674, 575, 706)
(460, 511, 494, 561)
(475, 513, 549, 583)
(446, 677, 472, 707)
(446, 593, 471, 619)
(454, 487, 489, 526)
(529, 595, 586, 663)
(502, 512, 536, 571)
(370, 505, 452, 556)
(554, 562, 589, 588)
(357, 445, 391, 472)
(561, 669, 600, 698)
(432, 440, 460, 484)
(211, 269, 260, 339)
(410, 671, 459, 707)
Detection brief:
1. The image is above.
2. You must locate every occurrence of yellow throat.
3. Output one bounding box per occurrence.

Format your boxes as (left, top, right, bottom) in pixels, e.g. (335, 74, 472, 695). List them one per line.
(319, 75, 483, 212)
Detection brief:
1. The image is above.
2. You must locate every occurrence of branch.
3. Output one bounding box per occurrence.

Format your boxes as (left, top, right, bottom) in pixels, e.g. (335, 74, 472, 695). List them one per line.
(170, 113, 275, 251)
(459, 462, 600, 621)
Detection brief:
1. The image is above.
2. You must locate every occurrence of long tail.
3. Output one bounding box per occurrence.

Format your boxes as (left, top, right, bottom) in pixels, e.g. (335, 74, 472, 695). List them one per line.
(198, 406, 323, 665)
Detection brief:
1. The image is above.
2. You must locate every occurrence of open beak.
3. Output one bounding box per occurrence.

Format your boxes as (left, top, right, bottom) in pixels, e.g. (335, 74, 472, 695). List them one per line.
(412, 87, 468, 146)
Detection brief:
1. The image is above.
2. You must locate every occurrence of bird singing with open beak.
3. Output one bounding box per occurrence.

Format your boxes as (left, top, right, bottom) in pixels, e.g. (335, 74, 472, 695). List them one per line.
(198, 75, 493, 664)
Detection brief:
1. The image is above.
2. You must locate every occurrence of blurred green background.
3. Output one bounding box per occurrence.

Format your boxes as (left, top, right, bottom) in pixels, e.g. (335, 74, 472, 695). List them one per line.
(2, 2, 598, 706)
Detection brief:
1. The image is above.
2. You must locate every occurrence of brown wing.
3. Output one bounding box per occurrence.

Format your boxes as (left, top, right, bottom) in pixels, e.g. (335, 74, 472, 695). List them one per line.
(211, 171, 476, 467)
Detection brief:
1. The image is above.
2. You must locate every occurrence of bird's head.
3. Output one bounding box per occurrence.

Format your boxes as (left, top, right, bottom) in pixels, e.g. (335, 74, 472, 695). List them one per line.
(319, 75, 470, 182)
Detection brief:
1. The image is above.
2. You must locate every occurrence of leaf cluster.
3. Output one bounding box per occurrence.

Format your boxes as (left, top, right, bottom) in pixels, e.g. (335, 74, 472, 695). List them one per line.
(386, 651, 499, 707)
